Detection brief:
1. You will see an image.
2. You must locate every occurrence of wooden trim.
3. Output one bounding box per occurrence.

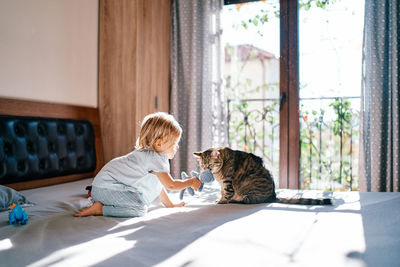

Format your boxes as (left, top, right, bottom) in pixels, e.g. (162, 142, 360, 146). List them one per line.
(279, 0, 299, 189)
(287, 0, 299, 189)
(4, 173, 93, 191)
(279, 0, 289, 189)
(0, 97, 104, 190)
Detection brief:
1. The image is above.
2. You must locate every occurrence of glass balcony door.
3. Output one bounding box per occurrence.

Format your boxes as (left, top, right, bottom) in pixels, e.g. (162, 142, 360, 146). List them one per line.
(299, 0, 364, 190)
(222, 0, 364, 190)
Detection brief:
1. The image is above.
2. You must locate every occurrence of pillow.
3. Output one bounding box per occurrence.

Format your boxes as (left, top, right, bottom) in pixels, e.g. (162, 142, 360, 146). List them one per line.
(0, 185, 33, 211)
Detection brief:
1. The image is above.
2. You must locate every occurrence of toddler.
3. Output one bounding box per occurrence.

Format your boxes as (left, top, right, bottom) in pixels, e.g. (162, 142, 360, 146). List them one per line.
(74, 112, 201, 217)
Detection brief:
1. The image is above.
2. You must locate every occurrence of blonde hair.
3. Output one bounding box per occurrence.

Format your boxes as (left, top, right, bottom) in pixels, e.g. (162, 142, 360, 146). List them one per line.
(135, 112, 182, 151)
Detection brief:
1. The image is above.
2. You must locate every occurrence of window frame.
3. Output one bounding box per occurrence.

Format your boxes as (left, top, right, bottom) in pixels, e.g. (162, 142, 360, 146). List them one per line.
(279, 0, 299, 189)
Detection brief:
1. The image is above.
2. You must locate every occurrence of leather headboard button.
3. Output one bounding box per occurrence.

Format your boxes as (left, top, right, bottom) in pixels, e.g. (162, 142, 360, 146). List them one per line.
(77, 156, 86, 168)
(3, 141, 13, 156)
(57, 123, 67, 135)
(48, 142, 56, 153)
(59, 157, 67, 170)
(67, 142, 76, 152)
(27, 141, 36, 154)
(39, 158, 49, 171)
(14, 122, 27, 137)
(17, 160, 28, 174)
(68, 153, 77, 169)
(37, 123, 47, 137)
(75, 124, 84, 136)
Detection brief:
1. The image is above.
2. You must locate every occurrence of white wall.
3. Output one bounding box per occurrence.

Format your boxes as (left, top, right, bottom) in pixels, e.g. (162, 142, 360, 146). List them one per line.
(0, 0, 98, 107)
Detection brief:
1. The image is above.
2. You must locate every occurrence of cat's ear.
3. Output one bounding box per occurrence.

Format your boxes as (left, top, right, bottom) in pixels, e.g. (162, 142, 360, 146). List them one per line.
(211, 149, 220, 158)
(193, 152, 202, 158)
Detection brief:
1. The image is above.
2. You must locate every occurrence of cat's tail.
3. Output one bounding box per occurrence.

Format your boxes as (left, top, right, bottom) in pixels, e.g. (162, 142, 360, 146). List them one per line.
(275, 198, 332, 205)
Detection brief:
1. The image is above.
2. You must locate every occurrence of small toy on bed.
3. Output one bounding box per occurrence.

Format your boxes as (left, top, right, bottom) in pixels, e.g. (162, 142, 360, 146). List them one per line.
(179, 169, 214, 200)
(86, 185, 92, 197)
(9, 203, 28, 225)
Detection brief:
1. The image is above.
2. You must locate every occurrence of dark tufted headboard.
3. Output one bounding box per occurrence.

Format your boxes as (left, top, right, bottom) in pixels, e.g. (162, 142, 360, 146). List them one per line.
(0, 98, 103, 190)
(0, 115, 96, 184)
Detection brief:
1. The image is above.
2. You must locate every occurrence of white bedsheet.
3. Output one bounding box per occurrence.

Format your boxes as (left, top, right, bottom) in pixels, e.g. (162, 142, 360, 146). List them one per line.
(0, 178, 399, 267)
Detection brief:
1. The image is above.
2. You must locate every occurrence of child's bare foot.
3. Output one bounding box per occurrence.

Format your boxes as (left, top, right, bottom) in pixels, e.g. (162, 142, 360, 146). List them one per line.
(74, 201, 103, 217)
(174, 201, 186, 207)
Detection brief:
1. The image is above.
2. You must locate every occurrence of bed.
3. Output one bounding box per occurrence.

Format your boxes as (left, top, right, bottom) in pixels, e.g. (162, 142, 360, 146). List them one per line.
(1, 98, 399, 267)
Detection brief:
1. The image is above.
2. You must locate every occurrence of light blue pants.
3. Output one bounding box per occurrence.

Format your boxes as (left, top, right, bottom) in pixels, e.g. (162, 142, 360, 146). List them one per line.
(91, 186, 147, 217)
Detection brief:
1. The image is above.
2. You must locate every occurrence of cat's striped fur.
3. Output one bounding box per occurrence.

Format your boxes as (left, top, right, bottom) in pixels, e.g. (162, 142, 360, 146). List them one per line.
(194, 147, 332, 205)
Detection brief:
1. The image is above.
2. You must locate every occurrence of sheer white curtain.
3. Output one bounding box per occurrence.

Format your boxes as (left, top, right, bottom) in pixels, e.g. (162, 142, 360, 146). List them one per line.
(170, 0, 227, 177)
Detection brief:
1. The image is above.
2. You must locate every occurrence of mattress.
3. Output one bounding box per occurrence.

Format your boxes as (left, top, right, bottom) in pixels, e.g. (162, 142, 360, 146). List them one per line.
(0, 179, 399, 267)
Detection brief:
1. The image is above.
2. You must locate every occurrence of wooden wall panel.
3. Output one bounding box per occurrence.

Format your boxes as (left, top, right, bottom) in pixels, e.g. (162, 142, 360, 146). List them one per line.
(135, 0, 171, 136)
(99, 0, 171, 163)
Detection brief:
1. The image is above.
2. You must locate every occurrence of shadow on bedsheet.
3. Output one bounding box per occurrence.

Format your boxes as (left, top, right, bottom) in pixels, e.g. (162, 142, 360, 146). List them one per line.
(96, 192, 355, 266)
(0, 201, 269, 266)
(346, 193, 400, 267)
(3, 190, 394, 267)
(97, 203, 267, 266)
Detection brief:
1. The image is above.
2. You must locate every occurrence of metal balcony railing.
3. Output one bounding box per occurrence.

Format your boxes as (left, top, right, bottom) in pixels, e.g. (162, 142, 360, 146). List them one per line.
(227, 96, 360, 191)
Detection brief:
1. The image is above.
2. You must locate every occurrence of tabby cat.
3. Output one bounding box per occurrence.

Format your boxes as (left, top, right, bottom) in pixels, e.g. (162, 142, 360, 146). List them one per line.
(194, 147, 332, 205)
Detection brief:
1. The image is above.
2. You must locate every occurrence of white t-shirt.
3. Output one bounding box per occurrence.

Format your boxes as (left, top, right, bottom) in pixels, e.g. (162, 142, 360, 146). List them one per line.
(92, 149, 169, 205)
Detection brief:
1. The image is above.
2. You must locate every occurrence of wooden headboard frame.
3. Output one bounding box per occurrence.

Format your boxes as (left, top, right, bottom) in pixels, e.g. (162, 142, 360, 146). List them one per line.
(0, 97, 103, 190)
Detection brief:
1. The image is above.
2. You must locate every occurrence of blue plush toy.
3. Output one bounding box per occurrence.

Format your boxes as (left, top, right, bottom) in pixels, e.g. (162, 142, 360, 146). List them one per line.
(9, 204, 28, 225)
(179, 169, 215, 200)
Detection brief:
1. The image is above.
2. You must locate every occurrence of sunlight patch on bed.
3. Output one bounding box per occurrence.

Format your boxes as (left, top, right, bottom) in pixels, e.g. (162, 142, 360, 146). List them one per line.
(0, 238, 13, 251)
(158, 198, 367, 267)
(27, 227, 143, 267)
(156, 211, 292, 267)
(108, 206, 201, 232)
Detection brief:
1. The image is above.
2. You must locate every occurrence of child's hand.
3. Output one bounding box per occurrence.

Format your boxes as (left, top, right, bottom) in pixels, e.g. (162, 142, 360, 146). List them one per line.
(190, 177, 202, 191)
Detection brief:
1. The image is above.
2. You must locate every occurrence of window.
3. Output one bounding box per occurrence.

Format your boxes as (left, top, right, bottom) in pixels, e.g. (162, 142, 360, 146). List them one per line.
(223, 0, 364, 190)
(299, 1, 364, 190)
